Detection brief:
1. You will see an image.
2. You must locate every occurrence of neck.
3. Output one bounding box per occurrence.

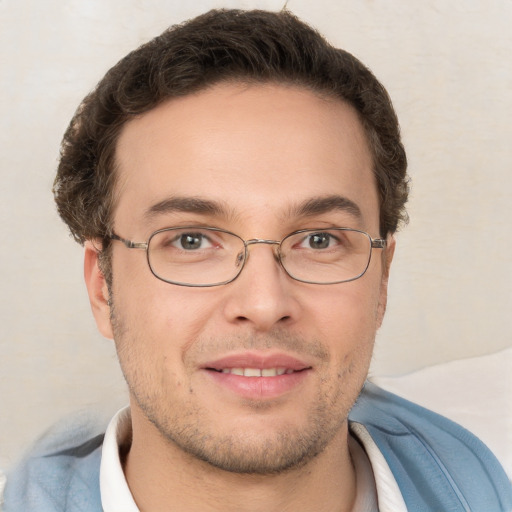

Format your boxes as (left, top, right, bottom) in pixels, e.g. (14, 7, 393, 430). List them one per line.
(124, 407, 357, 512)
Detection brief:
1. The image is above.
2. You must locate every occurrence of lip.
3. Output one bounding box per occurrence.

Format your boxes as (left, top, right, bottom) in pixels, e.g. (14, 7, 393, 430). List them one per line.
(202, 352, 311, 372)
(200, 352, 312, 400)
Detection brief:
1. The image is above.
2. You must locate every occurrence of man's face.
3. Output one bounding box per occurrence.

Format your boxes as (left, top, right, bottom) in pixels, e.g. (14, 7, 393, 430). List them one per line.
(87, 83, 393, 474)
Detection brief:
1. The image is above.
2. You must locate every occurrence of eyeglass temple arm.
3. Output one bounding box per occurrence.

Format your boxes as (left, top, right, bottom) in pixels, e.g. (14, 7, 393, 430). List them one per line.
(371, 239, 387, 249)
(110, 233, 148, 250)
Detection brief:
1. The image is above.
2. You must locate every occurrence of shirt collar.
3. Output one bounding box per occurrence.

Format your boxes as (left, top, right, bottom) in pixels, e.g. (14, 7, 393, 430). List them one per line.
(100, 407, 139, 512)
(350, 422, 408, 512)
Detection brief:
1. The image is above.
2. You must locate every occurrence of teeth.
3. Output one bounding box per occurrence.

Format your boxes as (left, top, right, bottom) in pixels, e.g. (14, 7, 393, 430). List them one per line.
(220, 367, 291, 377)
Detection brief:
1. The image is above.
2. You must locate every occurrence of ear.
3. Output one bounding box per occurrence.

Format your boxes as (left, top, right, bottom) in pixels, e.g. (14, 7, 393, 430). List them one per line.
(376, 235, 396, 329)
(84, 241, 114, 340)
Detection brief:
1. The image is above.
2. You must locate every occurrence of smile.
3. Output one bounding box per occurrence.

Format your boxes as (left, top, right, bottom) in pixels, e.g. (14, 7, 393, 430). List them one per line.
(200, 352, 313, 398)
(215, 367, 298, 377)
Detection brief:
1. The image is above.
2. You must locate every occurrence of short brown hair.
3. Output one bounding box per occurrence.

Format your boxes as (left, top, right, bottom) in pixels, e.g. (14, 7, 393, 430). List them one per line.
(54, 8, 408, 248)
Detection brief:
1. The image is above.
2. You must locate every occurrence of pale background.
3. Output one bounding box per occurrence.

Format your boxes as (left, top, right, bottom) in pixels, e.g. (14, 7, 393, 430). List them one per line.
(1, 0, 511, 470)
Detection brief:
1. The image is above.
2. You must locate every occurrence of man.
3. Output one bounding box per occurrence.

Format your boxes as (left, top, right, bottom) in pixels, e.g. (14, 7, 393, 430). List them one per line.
(4, 8, 511, 512)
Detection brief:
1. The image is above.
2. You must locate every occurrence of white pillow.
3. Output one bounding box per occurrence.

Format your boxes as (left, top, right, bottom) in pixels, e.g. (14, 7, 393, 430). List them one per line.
(370, 347, 512, 480)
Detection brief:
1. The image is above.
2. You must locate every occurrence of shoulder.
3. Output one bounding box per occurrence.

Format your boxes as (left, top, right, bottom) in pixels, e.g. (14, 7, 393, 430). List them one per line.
(3, 410, 107, 512)
(350, 382, 512, 512)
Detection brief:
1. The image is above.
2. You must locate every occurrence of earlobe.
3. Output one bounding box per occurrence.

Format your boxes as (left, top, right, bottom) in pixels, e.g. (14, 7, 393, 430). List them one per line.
(84, 241, 114, 340)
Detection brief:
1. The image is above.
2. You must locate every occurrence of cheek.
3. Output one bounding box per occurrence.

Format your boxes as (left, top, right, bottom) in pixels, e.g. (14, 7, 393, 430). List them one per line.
(305, 282, 381, 384)
(112, 263, 221, 360)
(308, 282, 382, 343)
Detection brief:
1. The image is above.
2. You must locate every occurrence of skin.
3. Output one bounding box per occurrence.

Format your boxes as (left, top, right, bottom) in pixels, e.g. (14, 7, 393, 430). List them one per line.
(84, 83, 395, 512)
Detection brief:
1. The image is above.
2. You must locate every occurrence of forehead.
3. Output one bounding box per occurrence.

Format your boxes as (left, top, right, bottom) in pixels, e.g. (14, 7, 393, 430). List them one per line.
(114, 83, 379, 234)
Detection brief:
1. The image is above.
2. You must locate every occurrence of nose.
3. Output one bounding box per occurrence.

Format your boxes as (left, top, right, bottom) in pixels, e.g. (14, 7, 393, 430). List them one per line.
(222, 241, 300, 332)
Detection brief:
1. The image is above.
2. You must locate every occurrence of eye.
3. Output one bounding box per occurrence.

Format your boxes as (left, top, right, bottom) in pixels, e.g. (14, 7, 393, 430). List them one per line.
(172, 232, 213, 250)
(302, 232, 338, 250)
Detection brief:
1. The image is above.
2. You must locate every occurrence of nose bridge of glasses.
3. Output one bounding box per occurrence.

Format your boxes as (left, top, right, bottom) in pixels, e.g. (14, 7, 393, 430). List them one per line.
(245, 238, 281, 247)
(243, 239, 282, 263)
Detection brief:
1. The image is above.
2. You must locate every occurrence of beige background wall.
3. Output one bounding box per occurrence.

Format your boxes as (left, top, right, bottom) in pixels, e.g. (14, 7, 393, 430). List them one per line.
(1, 0, 511, 469)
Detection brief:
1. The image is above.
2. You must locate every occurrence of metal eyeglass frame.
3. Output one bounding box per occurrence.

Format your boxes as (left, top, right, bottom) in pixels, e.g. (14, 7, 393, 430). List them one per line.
(110, 226, 387, 287)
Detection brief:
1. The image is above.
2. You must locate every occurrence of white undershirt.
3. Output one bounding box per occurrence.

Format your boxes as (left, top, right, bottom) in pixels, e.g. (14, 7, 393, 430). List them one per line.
(100, 407, 407, 512)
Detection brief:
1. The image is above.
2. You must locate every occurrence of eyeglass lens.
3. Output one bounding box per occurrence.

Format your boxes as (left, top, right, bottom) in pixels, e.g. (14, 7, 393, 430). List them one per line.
(146, 227, 374, 286)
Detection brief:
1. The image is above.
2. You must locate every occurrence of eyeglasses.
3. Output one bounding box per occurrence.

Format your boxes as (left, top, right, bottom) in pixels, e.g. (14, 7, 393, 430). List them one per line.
(110, 227, 386, 287)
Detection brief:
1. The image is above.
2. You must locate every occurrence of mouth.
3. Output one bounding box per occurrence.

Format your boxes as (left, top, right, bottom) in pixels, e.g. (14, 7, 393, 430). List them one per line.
(207, 367, 307, 377)
(201, 353, 312, 399)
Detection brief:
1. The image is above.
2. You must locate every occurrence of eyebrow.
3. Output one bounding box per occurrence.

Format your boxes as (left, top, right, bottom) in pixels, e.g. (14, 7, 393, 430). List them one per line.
(293, 195, 362, 220)
(143, 194, 362, 223)
(144, 196, 230, 220)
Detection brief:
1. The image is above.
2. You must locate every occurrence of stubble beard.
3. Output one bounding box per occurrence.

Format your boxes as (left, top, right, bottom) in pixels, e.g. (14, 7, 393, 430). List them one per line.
(143, 391, 347, 475)
(110, 300, 367, 476)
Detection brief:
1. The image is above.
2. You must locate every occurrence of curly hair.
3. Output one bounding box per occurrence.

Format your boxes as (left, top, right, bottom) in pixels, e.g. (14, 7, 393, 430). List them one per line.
(54, 8, 408, 252)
